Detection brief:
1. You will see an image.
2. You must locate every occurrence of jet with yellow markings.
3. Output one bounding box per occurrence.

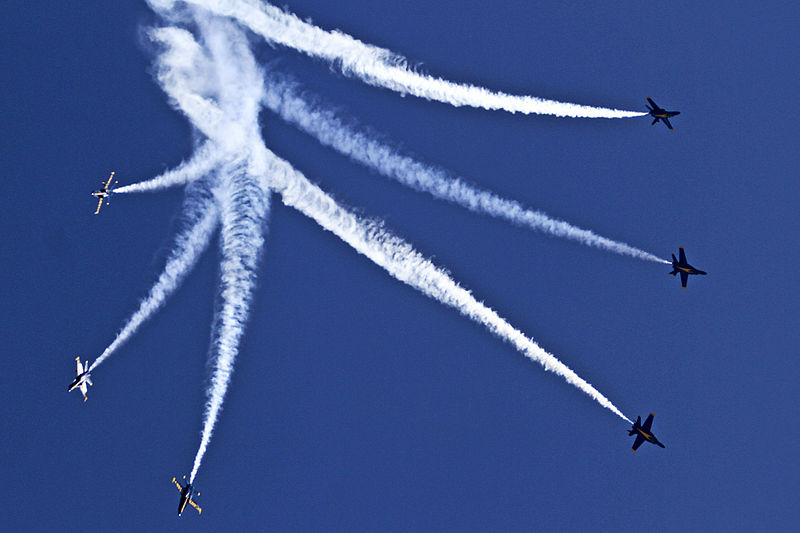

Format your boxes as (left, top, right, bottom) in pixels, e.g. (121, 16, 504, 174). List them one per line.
(91, 172, 117, 214)
(628, 413, 665, 452)
(172, 476, 202, 517)
(646, 97, 680, 130)
(67, 356, 93, 402)
(670, 247, 707, 288)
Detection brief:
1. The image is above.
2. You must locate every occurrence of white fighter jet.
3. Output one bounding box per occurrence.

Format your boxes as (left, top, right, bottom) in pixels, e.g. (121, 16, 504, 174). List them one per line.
(68, 357, 93, 402)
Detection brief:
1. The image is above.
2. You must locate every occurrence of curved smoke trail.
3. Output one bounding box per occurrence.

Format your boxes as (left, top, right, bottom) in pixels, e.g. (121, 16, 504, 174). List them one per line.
(115, 141, 221, 194)
(261, 73, 668, 264)
(170, 0, 645, 119)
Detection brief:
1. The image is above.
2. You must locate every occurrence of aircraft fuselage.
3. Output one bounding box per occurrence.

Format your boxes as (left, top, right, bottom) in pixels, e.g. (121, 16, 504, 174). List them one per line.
(178, 485, 194, 516)
(68, 373, 90, 392)
(633, 427, 665, 448)
(673, 264, 706, 276)
(651, 110, 679, 119)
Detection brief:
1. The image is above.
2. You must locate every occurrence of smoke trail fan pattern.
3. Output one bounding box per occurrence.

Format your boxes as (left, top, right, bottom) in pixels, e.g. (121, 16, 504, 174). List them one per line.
(88, 0, 657, 486)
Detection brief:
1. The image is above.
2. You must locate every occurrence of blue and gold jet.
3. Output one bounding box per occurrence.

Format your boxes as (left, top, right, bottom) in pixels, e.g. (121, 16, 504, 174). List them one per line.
(91, 171, 117, 215)
(628, 413, 665, 452)
(670, 247, 707, 288)
(172, 475, 202, 517)
(646, 97, 680, 130)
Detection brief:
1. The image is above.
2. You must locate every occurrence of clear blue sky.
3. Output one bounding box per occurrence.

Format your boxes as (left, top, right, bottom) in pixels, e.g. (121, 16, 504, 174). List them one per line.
(2, 1, 798, 531)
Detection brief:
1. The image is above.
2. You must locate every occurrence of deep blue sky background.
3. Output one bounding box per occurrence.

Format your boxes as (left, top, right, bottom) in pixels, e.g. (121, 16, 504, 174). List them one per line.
(3, 1, 798, 530)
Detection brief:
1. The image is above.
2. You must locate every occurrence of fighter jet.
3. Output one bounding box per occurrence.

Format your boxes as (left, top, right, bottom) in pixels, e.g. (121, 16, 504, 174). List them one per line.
(670, 246, 707, 288)
(91, 171, 117, 214)
(628, 413, 665, 451)
(67, 356, 93, 402)
(646, 97, 680, 130)
(172, 476, 202, 517)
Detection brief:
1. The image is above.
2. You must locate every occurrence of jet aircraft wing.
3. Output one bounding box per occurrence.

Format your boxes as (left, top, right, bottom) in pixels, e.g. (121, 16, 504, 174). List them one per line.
(647, 97, 658, 109)
(102, 172, 115, 190)
(94, 197, 104, 215)
(632, 434, 645, 452)
(679, 247, 687, 264)
(662, 117, 674, 130)
(680, 271, 688, 288)
(80, 383, 88, 402)
(189, 500, 202, 514)
(642, 413, 655, 432)
(76, 358, 84, 374)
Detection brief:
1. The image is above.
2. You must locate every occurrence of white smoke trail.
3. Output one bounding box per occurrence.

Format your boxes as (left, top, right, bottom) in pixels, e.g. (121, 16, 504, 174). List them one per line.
(90, 180, 219, 372)
(147, 15, 272, 482)
(149, 25, 252, 152)
(262, 147, 631, 423)
(173, 0, 646, 119)
(115, 141, 221, 194)
(262, 74, 669, 264)
(190, 157, 270, 483)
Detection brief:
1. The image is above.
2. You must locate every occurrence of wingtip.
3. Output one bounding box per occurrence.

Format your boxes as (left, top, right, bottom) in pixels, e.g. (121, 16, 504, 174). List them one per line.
(650, 412, 655, 416)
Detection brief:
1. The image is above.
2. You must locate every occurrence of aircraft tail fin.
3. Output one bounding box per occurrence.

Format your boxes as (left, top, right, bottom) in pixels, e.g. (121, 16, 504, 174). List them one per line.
(628, 416, 641, 436)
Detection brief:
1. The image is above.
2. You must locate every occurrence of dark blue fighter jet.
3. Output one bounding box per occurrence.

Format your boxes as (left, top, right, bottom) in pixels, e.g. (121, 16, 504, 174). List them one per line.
(629, 413, 665, 452)
(670, 247, 707, 288)
(646, 97, 680, 130)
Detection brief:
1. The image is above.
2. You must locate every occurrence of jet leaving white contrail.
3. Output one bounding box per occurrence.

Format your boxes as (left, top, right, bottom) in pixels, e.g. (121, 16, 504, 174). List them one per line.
(90, 180, 219, 372)
(115, 141, 221, 194)
(262, 73, 669, 264)
(175, 0, 645, 119)
(263, 147, 631, 423)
